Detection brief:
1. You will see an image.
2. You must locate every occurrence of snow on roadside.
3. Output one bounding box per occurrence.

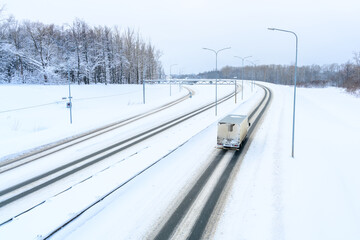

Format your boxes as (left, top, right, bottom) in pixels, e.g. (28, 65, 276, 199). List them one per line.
(286, 86, 360, 240)
(213, 83, 360, 240)
(0, 84, 187, 160)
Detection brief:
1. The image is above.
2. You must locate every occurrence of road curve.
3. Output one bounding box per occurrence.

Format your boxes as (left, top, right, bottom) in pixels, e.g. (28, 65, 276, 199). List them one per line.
(154, 85, 272, 239)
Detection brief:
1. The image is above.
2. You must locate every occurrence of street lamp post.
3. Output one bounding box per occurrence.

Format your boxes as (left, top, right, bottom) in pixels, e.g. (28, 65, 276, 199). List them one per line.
(143, 63, 146, 104)
(59, 40, 73, 125)
(203, 47, 231, 116)
(268, 27, 298, 158)
(169, 64, 178, 96)
(234, 77, 237, 104)
(234, 56, 252, 100)
(67, 68, 72, 124)
(248, 60, 259, 92)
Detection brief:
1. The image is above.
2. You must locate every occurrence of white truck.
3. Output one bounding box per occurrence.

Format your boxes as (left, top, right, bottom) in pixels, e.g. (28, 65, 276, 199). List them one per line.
(217, 114, 250, 149)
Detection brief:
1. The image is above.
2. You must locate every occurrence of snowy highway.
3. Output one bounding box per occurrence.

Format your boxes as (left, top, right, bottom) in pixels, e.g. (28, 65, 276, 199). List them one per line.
(0, 88, 196, 211)
(154, 86, 271, 239)
(1, 82, 360, 239)
(0, 83, 264, 238)
(0, 84, 239, 220)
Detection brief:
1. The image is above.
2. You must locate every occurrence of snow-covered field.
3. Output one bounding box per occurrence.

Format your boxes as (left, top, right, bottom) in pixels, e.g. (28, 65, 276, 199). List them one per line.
(0, 82, 359, 239)
(214, 84, 360, 240)
(0, 84, 189, 159)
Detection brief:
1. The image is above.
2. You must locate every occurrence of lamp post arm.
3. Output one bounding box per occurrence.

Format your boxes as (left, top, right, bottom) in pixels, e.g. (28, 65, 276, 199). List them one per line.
(202, 48, 216, 54)
(216, 47, 231, 54)
(268, 28, 298, 39)
(234, 55, 252, 61)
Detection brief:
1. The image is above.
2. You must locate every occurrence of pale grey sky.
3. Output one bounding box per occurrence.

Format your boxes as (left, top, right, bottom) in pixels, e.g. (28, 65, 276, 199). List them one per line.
(2, 0, 360, 74)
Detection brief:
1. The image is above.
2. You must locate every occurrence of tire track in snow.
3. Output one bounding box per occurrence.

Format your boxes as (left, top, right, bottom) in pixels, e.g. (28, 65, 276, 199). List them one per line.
(154, 85, 272, 239)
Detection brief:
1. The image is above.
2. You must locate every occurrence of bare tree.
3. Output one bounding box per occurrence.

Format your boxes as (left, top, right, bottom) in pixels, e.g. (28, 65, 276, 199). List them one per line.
(1, 14, 164, 84)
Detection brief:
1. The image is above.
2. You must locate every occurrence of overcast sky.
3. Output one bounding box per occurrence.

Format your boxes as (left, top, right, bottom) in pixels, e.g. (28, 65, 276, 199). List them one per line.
(2, 0, 360, 74)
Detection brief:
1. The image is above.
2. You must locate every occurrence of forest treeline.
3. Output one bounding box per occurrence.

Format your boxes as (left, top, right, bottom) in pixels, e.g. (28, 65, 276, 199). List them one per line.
(193, 52, 360, 92)
(0, 15, 163, 84)
(192, 53, 360, 93)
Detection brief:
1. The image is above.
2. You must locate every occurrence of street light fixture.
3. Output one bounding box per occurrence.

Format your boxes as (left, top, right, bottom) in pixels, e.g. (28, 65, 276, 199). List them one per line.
(268, 27, 298, 158)
(234, 55, 252, 100)
(169, 64, 178, 96)
(203, 47, 231, 116)
(58, 42, 73, 124)
(248, 60, 259, 92)
(67, 70, 72, 124)
(143, 63, 146, 104)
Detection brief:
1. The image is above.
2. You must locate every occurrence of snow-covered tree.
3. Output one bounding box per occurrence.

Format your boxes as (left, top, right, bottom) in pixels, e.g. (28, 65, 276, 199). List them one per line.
(0, 13, 164, 84)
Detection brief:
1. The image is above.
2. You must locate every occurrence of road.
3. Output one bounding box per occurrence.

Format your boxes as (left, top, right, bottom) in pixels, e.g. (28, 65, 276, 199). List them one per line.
(153, 86, 271, 239)
(0, 83, 267, 239)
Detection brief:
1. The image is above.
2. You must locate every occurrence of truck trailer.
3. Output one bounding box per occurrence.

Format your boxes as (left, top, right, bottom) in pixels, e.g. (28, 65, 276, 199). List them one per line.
(217, 114, 250, 149)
